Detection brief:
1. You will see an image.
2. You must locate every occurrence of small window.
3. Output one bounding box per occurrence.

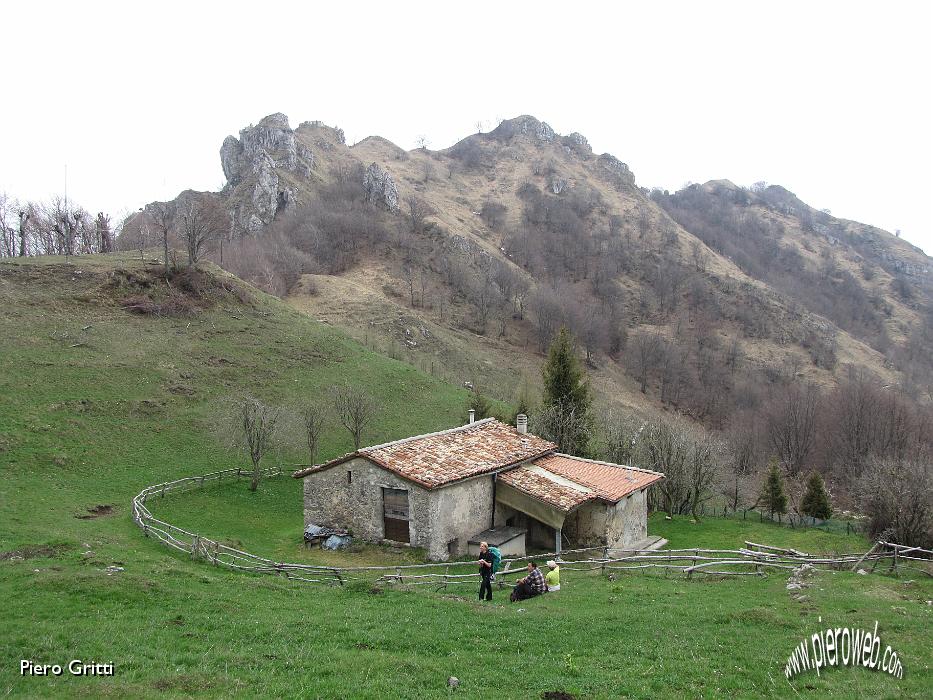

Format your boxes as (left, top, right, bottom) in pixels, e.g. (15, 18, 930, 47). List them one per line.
(347, 471, 352, 485)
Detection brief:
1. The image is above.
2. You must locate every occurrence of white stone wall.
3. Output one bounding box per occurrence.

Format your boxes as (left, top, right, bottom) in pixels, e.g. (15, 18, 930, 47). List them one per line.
(425, 476, 494, 560)
(605, 489, 649, 549)
(563, 501, 608, 548)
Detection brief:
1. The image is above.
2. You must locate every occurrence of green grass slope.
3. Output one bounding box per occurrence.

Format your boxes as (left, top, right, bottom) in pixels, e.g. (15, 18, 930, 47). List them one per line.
(1, 255, 931, 698)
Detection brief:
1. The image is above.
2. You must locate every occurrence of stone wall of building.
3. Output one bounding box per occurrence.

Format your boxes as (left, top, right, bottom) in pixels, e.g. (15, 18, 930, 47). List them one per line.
(605, 489, 649, 549)
(301, 459, 494, 560)
(427, 476, 494, 560)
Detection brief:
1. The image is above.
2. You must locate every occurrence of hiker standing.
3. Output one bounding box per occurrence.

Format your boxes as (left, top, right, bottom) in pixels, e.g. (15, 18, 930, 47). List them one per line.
(477, 541, 494, 601)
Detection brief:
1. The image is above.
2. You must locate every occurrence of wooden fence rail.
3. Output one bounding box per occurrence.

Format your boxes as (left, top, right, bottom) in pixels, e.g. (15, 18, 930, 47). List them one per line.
(132, 467, 933, 588)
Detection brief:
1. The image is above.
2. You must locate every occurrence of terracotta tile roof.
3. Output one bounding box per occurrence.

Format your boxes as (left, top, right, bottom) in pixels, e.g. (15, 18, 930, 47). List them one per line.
(497, 465, 594, 512)
(292, 419, 556, 489)
(531, 453, 664, 503)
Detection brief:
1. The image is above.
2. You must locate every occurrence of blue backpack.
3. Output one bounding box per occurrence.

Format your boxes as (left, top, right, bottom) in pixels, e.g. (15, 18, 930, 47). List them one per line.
(488, 546, 502, 574)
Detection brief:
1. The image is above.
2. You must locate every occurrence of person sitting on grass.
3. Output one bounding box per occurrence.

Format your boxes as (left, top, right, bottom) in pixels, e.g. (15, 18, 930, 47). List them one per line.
(545, 560, 560, 592)
(510, 561, 546, 602)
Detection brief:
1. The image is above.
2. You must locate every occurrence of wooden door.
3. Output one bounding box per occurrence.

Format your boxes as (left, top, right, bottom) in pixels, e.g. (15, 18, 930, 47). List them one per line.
(382, 488, 410, 543)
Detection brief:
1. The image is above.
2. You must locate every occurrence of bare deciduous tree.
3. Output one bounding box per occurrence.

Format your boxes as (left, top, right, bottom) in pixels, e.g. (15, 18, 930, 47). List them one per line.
(639, 419, 691, 517)
(601, 409, 642, 466)
(147, 202, 175, 275)
(859, 457, 933, 547)
(480, 200, 507, 231)
(181, 199, 223, 266)
(724, 416, 762, 511)
(687, 433, 719, 520)
(767, 384, 818, 476)
(407, 195, 433, 235)
(402, 263, 416, 307)
(234, 396, 282, 491)
(331, 384, 378, 450)
(532, 399, 590, 456)
(628, 332, 662, 394)
(299, 403, 328, 466)
(96, 212, 113, 254)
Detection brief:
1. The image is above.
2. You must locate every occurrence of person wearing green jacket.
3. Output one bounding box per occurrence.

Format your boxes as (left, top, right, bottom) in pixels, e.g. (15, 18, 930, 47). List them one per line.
(545, 560, 560, 591)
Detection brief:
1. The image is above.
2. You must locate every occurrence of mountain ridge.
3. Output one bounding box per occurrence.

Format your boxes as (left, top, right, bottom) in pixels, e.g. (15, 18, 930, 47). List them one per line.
(121, 112, 933, 425)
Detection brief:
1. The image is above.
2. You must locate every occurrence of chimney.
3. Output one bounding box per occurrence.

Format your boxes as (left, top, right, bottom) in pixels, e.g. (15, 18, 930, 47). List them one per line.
(516, 414, 528, 434)
(468, 409, 476, 424)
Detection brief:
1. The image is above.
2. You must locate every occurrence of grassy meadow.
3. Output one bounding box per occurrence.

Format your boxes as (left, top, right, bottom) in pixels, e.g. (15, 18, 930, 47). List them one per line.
(1, 255, 931, 698)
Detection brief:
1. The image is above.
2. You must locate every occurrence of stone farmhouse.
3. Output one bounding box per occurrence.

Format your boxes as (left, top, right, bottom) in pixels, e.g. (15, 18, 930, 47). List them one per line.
(292, 415, 665, 561)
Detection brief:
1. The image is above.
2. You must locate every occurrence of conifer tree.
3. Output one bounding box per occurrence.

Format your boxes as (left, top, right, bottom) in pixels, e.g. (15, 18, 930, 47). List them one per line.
(466, 388, 493, 421)
(511, 390, 532, 425)
(539, 327, 592, 455)
(800, 471, 832, 520)
(761, 458, 788, 517)
(542, 327, 591, 414)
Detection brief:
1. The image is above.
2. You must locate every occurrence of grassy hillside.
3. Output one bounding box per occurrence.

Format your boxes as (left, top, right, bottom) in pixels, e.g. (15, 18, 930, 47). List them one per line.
(1, 255, 931, 698)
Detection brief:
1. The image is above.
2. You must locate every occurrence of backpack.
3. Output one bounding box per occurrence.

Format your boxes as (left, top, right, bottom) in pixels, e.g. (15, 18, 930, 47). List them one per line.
(488, 546, 502, 574)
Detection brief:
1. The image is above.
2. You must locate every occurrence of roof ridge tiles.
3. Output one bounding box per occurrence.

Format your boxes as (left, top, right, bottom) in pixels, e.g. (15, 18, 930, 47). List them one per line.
(361, 417, 497, 453)
(549, 452, 665, 477)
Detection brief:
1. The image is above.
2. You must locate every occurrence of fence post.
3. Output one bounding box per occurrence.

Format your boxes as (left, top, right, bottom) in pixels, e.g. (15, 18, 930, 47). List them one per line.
(444, 565, 449, 591)
(191, 535, 200, 559)
(602, 547, 609, 576)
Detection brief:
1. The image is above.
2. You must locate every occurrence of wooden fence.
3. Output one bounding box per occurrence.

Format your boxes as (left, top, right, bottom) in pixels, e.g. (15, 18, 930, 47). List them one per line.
(132, 468, 933, 588)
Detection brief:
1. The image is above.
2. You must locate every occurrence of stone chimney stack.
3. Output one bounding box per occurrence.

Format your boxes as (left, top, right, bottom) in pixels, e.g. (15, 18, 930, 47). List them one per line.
(516, 414, 528, 434)
(468, 409, 476, 424)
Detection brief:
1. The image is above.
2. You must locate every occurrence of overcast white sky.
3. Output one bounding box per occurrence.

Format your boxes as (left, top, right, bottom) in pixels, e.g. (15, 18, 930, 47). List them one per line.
(2, 1, 931, 253)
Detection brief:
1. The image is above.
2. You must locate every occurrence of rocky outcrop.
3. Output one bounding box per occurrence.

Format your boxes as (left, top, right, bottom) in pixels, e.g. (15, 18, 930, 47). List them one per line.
(220, 136, 247, 185)
(562, 132, 592, 158)
(219, 113, 315, 230)
(298, 121, 346, 145)
(491, 115, 557, 144)
(363, 163, 399, 212)
(251, 152, 279, 223)
(597, 153, 636, 190)
(220, 113, 315, 187)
